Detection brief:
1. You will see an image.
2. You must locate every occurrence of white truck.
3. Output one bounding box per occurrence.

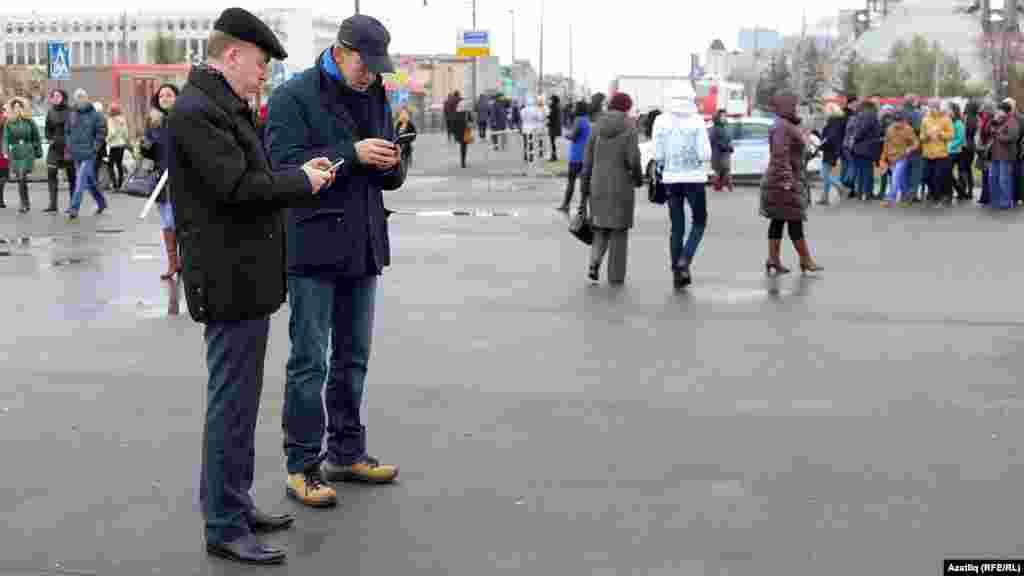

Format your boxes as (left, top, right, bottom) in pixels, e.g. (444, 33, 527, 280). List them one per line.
(609, 75, 691, 115)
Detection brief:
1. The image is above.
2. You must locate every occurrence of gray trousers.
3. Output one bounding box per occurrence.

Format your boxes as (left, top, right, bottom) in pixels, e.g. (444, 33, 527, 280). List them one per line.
(590, 228, 629, 284)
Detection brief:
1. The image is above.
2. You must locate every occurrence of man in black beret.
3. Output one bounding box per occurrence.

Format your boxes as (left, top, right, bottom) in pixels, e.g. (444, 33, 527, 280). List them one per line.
(266, 13, 405, 511)
(168, 6, 336, 566)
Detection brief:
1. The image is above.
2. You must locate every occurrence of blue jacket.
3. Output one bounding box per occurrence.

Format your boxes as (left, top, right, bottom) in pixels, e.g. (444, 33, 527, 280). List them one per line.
(567, 116, 591, 163)
(65, 103, 107, 163)
(266, 52, 407, 278)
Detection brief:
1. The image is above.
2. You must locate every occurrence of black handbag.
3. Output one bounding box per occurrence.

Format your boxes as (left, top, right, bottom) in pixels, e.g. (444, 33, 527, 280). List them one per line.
(648, 166, 667, 204)
(569, 208, 593, 245)
(122, 169, 160, 198)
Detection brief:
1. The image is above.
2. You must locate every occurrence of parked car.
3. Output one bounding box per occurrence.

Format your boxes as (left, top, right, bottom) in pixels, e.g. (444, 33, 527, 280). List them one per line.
(639, 116, 821, 181)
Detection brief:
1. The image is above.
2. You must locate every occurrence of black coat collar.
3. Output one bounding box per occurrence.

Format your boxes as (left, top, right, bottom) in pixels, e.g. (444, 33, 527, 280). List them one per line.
(188, 65, 250, 119)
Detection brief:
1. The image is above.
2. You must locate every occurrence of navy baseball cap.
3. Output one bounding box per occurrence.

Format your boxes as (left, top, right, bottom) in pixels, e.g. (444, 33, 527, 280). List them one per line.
(337, 15, 394, 74)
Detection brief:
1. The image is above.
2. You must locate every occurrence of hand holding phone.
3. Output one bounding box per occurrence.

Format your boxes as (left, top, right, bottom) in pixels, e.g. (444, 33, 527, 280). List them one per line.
(329, 158, 345, 172)
(393, 132, 417, 148)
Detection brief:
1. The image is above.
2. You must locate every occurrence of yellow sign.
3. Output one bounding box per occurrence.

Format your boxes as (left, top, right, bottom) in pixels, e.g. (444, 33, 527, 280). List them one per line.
(456, 46, 490, 58)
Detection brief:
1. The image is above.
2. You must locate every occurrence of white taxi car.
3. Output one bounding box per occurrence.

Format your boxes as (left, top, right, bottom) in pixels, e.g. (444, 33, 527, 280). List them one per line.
(638, 116, 820, 181)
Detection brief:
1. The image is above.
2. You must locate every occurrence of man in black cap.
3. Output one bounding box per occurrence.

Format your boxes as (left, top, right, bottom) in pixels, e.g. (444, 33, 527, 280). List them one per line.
(168, 7, 336, 566)
(266, 14, 405, 511)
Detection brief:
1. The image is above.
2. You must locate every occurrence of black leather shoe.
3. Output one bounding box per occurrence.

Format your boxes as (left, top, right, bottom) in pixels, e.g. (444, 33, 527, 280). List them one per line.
(248, 508, 294, 533)
(206, 534, 286, 565)
(42, 207, 57, 213)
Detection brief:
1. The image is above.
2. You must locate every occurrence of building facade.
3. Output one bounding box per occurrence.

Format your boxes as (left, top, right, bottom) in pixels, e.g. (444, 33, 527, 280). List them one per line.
(0, 10, 339, 73)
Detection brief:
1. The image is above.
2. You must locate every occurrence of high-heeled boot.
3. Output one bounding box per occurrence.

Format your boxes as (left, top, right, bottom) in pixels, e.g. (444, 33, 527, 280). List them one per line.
(160, 229, 180, 280)
(793, 238, 823, 274)
(765, 239, 790, 276)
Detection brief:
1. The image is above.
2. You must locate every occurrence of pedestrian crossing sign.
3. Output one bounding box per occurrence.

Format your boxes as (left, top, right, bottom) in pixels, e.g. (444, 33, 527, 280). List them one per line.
(48, 42, 71, 80)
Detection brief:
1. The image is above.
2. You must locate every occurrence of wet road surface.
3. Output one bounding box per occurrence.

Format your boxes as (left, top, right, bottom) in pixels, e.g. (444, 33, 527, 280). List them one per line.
(2, 156, 1024, 575)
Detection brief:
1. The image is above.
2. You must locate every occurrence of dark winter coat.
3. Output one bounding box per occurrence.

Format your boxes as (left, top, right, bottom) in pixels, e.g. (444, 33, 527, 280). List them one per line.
(168, 65, 315, 324)
(547, 97, 563, 138)
(582, 110, 642, 230)
(65, 103, 107, 163)
(821, 115, 845, 165)
(760, 94, 807, 222)
(4, 117, 42, 173)
(45, 104, 71, 166)
(709, 121, 734, 172)
(852, 107, 883, 162)
(991, 115, 1020, 162)
(266, 53, 407, 279)
(489, 99, 508, 131)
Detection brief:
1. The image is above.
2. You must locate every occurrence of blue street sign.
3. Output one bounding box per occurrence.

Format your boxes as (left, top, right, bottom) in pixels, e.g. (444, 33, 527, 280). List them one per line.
(48, 42, 71, 80)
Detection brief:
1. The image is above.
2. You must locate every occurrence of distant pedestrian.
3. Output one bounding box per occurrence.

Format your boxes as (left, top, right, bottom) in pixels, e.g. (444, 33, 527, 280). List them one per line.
(590, 92, 606, 123)
(452, 96, 474, 168)
(510, 100, 522, 132)
(760, 92, 822, 275)
(581, 91, 642, 285)
(477, 94, 490, 140)
(547, 94, 562, 161)
(947, 102, 966, 199)
(168, 7, 333, 565)
(654, 84, 712, 289)
(105, 102, 129, 191)
(144, 83, 180, 279)
(851, 98, 882, 200)
(558, 100, 591, 213)
(989, 101, 1018, 210)
(818, 102, 845, 205)
(840, 95, 858, 192)
(921, 98, 955, 207)
(44, 89, 75, 213)
(396, 107, 417, 166)
(901, 94, 925, 202)
(0, 105, 8, 208)
(3, 98, 42, 213)
(880, 112, 919, 208)
(65, 89, 108, 219)
(489, 94, 508, 151)
(521, 95, 545, 164)
(709, 109, 734, 192)
(962, 100, 980, 200)
(977, 104, 994, 205)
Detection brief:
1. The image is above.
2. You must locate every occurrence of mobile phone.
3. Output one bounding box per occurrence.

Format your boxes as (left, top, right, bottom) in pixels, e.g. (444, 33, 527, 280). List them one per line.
(329, 158, 345, 171)
(393, 132, 417, 147)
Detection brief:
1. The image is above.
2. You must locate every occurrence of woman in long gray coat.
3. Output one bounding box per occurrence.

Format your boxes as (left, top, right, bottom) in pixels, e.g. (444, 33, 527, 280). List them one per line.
(581, 92, 642, 284)
(760, 92, 822, 275)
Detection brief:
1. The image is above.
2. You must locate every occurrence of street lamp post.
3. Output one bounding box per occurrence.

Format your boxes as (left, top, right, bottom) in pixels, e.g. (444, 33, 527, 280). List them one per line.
(355, 0, 360, 15)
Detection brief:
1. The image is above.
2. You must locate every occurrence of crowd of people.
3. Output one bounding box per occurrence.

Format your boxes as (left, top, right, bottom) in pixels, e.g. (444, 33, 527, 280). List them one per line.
(816, 93, 1023, 210)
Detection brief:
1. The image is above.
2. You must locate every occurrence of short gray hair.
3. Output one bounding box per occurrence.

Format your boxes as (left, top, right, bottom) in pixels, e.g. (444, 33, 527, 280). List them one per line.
(73, 88, 88, 100)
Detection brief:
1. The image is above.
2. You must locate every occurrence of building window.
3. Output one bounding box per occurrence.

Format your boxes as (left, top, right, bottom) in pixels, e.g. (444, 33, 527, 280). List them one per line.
(39, 42, 47, 64)
(62, 22, 69, 33)
(5, 43, 13, 65)
(107, 41, 115, 64)
(72, 41, 81, 65)
(16, 42, 25, 65)
(4, 24, 11, 35)
(28, 22, 35, 34)
(16, 24, 24, 34)
(180, 19, 187, 31)
(130, 20, 137, 31)
(190, 38, 199, 60)
(201, 38, 208, 60)
(129, 40, 139, 64)
(84, 21, 92, 32)
(177, 39, 187, 61)
(27, 43, 36, 65)
(204, 19, 211, 30)
(167, 20, 174, 32)
(84, 42, 92, 65)
(51, 21, 58, 33)
(96, 41, 104, 65)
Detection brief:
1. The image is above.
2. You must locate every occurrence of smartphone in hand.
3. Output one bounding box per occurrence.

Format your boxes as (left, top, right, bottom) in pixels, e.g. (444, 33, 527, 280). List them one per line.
(329, 158, 345, 172)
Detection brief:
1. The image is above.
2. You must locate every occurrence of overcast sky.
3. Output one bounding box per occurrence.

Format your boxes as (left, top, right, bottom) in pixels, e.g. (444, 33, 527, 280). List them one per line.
(16, 0, 861, 91)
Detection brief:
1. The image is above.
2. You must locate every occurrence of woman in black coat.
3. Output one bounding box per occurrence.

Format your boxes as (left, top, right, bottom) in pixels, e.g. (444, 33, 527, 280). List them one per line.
(547, 95, 562, 162)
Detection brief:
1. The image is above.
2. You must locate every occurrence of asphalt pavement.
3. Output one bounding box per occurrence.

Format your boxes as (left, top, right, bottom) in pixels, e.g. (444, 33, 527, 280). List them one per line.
(2, 139, 1024, 575)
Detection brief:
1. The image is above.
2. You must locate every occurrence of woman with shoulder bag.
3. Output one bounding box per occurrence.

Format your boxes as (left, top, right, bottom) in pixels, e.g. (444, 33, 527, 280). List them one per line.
(143, 84, 180, 279)
(580, 92, 643, 285)
(4, 98, 43, 213)
(0, 105, 9, 208)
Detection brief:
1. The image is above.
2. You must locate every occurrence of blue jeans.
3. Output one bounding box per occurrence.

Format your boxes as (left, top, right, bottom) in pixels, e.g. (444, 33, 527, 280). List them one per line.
(840, 155, 853, 188)
(69, 159, 106, 214)
(201, 316, 270, 545)
(904, 154, 924, 199)
(666, 183, 708, 270)
(284, 274, 377, 474)
(889, 158, 909, 203)
(820, 161, 839, 200)
(990, 160, 1014, 210)
(854, 157, 875, 197)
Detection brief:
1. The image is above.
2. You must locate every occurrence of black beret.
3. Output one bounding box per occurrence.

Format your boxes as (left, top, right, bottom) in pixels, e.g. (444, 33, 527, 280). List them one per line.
(214, 7, 287, 61)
